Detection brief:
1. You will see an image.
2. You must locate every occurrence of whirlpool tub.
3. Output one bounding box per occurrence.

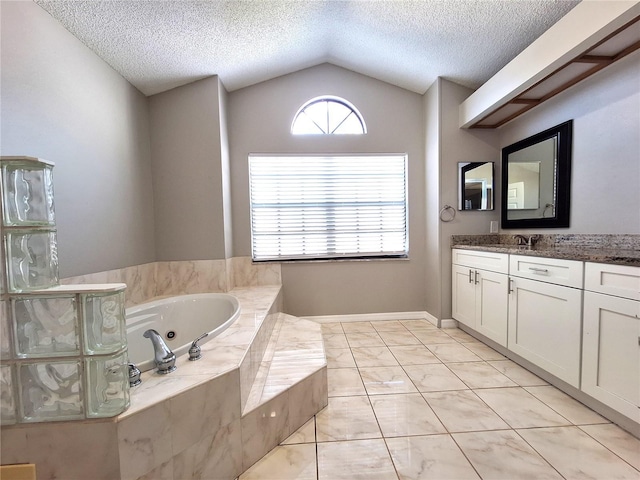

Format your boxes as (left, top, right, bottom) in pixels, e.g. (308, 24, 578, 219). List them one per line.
(126, 293, 241, 372)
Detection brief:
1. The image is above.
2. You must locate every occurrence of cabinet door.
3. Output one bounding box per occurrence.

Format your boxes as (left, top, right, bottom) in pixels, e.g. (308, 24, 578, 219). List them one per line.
(477, 270, 508, 347)
(582, 291, 640, 421)
(452, 264, 476, 329)
(508, 277, 582, 387)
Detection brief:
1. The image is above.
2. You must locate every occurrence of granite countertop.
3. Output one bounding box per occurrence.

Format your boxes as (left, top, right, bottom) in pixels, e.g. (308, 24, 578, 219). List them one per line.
(451, 234, 640, 267)
(452, 244, 640, 267)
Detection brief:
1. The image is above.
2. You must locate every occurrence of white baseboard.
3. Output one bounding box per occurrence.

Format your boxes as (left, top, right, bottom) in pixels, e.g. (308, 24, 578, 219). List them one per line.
(302, 311, 456, 329)
(423, 312, 438, 327)
(440, 318, 458, 329)
(303, 311, 429, 324)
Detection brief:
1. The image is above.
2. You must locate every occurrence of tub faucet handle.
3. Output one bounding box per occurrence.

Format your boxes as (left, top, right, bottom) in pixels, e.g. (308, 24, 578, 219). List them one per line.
(128, 363, 141, 387)
(189, 332, 209, 361)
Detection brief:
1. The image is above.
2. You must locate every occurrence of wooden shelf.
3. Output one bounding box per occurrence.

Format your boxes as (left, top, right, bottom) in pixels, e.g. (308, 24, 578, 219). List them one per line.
(459, 2, 640, 129)
(471, 16, 640, 128)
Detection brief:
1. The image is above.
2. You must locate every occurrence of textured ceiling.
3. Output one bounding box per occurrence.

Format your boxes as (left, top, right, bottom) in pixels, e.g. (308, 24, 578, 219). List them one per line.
(34, 0, 581, 96)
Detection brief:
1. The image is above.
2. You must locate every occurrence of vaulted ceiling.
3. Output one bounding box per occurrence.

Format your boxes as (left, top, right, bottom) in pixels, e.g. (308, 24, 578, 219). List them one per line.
(34, 0, 581, 96)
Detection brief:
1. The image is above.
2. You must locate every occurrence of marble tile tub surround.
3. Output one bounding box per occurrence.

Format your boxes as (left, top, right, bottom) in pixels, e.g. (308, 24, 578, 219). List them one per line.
(242, 319, 640, 480)
(1, 285, 308, 480)
(60, 256, 282, 307)
(243, 314, 327, 415)
(451, 233, 640, 266)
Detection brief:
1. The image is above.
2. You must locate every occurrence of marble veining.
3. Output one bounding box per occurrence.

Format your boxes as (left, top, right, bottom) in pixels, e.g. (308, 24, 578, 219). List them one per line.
(386, 434, 480, 480)
(324, 348, 356, 368)
(60, 256, 283, 307)
(474, 387, 571, 429)
(281, 417, 315, 445)
(446, 361, 517, 389)
(317, 439, 397, 480)
(403, 363, 468, 392)
(1, 283, 328, 480)
(517, 426, 640, 479)
(243, 314, 326, 413)
(240, 443, 317, 480)
(453, 430, 564, 479)
(579, 424, 640, 471)
(369, 393, 446, 437)
(327, 368, 367, 397)
(315, 395, 381, 442)
(524, 386, 608, 425)
(359, 366, 418, 395)
(248, 319, 640, 479)
(422, 390, 510, 433)
(351, 346, 400, 367)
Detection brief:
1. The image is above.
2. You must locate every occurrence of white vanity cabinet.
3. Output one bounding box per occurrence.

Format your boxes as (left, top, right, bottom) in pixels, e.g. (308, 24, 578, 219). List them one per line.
(507, 255, 584, 387)
(452, 246, 640, 427)
(452, 249, 509, 346)
(581, 263, 640, 421)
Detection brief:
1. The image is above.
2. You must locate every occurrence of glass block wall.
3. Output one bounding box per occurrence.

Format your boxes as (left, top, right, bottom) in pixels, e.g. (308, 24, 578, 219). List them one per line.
(0, 157, 130, 424)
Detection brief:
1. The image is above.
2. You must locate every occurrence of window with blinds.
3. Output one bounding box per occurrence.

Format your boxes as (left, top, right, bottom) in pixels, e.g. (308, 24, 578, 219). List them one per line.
(249, 154, 408, 261)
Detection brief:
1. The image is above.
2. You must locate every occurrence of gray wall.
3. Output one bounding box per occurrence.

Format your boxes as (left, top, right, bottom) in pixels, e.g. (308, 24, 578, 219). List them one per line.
(3, 1, 637, 318)
(438, 80, 500, 320)
(430, 50, 640, 320)
(497, 51, 640, 234)
(228, 64, 426, 316)
(423, 80, 442, 320)
(0, 1, 155, 277)
(149, 77, 229, 261)
(219, 81, 234, 259)
(424, 79, 500, 322)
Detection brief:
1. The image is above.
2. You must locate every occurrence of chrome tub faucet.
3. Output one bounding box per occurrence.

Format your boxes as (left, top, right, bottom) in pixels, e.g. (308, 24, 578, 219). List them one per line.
(143, 329, 177, 374)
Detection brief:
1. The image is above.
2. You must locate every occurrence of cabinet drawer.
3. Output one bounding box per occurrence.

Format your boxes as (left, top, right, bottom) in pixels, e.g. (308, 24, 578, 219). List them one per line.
(509, 255, 583, 288)
(585, 262, 640, 301)
(452, 249, 509, 274)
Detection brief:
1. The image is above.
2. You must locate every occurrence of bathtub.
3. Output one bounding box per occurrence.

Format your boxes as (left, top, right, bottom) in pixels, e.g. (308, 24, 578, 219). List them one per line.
(125, 293, 241, 372)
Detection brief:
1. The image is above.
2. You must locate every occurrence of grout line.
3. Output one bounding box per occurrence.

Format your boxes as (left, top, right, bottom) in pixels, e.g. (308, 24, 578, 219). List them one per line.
(319, 321, 636, 480)
(511, 428, 569, 479)
(576, 425, 640, 472)
(343, 321, 402, 480)
(447, 430, 489, 480)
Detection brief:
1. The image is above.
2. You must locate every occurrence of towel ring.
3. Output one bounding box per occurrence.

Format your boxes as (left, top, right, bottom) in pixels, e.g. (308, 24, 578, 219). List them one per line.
(439, 205, 456, 222)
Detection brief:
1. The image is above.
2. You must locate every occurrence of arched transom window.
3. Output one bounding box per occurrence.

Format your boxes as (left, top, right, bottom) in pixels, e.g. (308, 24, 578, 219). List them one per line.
(291, 96, 367, 135)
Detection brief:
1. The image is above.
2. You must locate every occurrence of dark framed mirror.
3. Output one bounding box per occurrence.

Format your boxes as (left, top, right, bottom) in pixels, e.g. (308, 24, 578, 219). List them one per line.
(458, 162, 494, 210)
(501, 120, 572, 228)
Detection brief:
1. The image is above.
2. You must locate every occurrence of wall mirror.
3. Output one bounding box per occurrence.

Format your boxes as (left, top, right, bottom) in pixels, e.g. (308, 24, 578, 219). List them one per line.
(458, 162, 494, 211)
(501, 120, 572, 228)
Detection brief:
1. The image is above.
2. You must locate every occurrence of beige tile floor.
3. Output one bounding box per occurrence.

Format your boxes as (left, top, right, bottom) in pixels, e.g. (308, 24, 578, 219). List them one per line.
(240, 319, 640, 480)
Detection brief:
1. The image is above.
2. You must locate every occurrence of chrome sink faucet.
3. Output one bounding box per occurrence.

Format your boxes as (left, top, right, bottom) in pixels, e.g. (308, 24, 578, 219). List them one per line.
(513, 234, 539, 249)
(143, 329, 177, 374)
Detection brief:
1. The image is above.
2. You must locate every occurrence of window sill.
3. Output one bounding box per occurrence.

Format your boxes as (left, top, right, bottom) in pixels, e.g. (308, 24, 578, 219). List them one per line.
(253, 256, 410, 265)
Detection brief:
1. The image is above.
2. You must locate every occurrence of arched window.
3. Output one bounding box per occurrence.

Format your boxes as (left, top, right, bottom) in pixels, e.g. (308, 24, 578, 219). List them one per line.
(291, 96, 367, 135)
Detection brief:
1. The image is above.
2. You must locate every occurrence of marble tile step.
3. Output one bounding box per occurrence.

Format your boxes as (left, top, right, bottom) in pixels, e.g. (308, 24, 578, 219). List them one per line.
(243, 313, 326, 416)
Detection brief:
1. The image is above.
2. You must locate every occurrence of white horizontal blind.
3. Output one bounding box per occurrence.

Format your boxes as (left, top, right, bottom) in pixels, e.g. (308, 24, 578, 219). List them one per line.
(249, 155, 408, 261)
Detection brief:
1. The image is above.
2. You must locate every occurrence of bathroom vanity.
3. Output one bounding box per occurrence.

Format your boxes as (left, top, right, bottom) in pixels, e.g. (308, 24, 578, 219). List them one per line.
(451, 235, 640, 433)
